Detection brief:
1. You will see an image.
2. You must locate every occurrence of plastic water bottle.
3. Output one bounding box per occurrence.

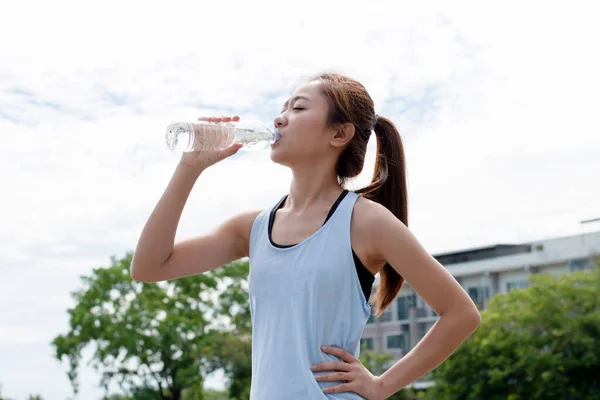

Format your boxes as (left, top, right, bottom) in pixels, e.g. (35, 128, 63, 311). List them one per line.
(165, 119, 279, 152)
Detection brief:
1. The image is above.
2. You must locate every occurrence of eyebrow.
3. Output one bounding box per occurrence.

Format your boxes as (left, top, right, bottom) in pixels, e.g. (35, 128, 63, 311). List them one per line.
(282, 95, 312, 108)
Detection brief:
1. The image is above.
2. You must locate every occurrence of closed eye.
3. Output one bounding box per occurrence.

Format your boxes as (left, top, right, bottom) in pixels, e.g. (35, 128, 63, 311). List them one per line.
(279, 106, 305, 113)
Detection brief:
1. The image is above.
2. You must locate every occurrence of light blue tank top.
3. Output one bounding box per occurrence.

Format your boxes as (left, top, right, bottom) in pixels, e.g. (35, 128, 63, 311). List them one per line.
(248, 190, 371, 399)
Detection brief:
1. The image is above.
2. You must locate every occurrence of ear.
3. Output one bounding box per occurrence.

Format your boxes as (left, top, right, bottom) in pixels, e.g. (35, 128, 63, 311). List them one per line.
(330, 122, 355, 148)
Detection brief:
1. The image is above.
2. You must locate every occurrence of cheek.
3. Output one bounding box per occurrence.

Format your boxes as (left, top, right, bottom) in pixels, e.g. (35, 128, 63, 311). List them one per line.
(269, 135, 323, 163)
(289, 133, 324, 153)
(297, 115, 325, 132)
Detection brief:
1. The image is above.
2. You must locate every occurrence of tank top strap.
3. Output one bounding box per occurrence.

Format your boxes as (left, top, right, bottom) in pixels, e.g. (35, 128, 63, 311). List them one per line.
(326, 190, 360, 235)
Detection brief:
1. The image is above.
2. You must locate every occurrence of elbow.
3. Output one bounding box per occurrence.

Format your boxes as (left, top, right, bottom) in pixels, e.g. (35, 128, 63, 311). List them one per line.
(466, 305, 482, 332)
(130, 254, 142, 282)
(130, 264, 146, 282)
(472, 308, 482, 327)
(130, 249, 173, 283)
(130, 268, 157, 283)
(130, 256, 158, 283)
(130, 268, 145, 282)
(441, 302, 481, 333)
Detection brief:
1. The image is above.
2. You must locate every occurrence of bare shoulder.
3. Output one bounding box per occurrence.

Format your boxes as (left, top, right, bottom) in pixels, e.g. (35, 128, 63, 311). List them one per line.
(231, 208, 263, 228)
(352, 195, 403, 234)
(350, 195, 399, 273)
(229, 208, 263, 253)
(352, 195, 392, 225)
(202, 207, 264, 261)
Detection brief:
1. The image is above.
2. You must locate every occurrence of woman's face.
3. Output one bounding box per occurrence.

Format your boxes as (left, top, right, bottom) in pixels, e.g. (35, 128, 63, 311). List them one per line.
(270, 81, 338, 167)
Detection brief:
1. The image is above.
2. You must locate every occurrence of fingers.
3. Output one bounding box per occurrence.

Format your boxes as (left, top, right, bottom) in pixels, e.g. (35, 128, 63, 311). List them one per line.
(311, 361, 352, 372)
(197, 116, 225, 123)
(231, 142, 244, 153)
(323, 382, 354, 394)
(320, 346, 356, 364)
(197, 116, 219, 122)
(314, 371, 352, 382)
(221, 116, 240, 123)
(197, 115, 240, 123)
(220, 142, 243, 158)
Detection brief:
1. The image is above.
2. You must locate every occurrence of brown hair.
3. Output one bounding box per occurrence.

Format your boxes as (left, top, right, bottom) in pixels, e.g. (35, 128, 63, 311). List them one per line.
(308, 72, 409, 317)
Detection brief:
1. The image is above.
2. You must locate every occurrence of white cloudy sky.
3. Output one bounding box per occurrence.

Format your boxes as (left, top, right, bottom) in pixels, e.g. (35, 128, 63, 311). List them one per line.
(1, 0, 599, 398)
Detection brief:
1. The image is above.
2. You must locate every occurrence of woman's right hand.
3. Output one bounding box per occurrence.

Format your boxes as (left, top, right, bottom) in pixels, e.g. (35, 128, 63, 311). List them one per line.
(178, 116, 244, 172)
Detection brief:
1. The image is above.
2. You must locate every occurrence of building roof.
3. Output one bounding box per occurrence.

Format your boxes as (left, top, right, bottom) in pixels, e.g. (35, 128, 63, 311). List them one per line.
(433, 244, 532, 265)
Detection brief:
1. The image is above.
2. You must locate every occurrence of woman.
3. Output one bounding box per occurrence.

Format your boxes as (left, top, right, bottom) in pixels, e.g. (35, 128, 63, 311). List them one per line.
(131, 73, 481, 399)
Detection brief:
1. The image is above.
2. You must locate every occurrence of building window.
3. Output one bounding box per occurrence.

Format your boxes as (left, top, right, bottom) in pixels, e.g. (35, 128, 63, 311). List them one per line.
(467, 286, 490, 309)
(402, 324, 411, 349)
(397, 293, 417, 320)
(506, 280, 529, 292)
(367, 307, 392, 323)
(569, 258, 589, 272)
(360, 337, 374, 350)
(379, 308, 392, 322)
(386, 334, 406, 350)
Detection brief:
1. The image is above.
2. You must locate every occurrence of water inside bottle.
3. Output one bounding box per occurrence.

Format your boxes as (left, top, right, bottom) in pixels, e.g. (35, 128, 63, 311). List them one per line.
(233, 127, 272, 150)
(193, 123, 234, 150)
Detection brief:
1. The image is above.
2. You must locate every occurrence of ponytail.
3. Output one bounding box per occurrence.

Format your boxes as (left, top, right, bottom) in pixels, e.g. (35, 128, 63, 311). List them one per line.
(308, 72, 408, 316)
(356, 116, 408, 317)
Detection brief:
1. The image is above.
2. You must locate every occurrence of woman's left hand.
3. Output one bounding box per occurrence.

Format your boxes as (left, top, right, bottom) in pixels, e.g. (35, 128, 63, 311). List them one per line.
(311, 345, 387, 400)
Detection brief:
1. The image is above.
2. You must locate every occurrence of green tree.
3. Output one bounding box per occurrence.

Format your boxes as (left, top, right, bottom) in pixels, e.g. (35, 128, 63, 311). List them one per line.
(204, 264, 252, 400)
(214, 334, 251, 400)
(359, 346, 393, 376)
(102, 394, 133, 400)
(201, 389, 228, 400)
(430, 267, 600, 400)
(359, 348, 430, 400)
(180, 380, 206, 400)
(51, 253, 250, 400)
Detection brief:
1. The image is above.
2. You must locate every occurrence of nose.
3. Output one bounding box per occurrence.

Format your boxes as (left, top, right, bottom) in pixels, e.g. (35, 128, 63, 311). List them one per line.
(274, 114, 287, 128)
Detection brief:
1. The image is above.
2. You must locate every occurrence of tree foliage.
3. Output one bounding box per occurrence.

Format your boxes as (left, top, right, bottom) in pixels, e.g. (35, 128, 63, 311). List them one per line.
(52, 253, 250, 400)
(358, 348, 430, 400)
(430, 267, 600, 400)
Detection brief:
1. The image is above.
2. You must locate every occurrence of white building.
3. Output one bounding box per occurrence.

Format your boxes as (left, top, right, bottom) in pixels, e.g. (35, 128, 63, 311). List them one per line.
(361, 230, 600, 359)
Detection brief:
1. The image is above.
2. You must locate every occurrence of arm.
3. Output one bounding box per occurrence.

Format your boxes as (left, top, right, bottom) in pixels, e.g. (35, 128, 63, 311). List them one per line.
(130, 162, 260, 283)
(367, 202, 481, 396)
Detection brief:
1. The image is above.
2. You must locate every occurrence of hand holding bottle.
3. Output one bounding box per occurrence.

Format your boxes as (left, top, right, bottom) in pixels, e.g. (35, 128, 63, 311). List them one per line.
(178, 116, 244, 172)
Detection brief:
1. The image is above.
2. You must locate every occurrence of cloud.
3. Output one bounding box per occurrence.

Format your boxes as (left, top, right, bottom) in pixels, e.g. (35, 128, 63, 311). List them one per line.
(1, 1, 599, 398)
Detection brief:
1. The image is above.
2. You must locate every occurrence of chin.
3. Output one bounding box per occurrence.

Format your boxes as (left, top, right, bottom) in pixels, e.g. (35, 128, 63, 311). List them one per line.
(269, 146, 285, 164)
(269, 145, 294, 167)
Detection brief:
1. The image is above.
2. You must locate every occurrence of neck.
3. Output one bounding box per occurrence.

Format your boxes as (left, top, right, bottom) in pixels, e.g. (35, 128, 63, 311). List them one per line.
(286, 162, 343, 212)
